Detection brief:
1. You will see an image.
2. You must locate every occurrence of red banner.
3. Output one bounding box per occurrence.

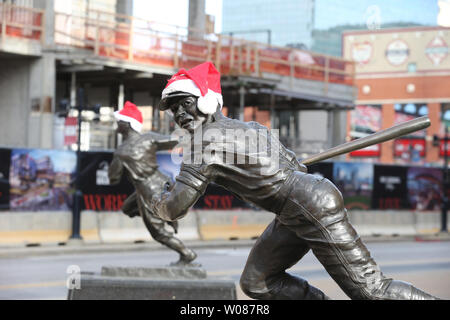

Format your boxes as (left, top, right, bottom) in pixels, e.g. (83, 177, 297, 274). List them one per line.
(394, 139, 426, 157)
(64, 117, 78, 146)
(350, 144, 381, 157)
(440, 140, 450, 156)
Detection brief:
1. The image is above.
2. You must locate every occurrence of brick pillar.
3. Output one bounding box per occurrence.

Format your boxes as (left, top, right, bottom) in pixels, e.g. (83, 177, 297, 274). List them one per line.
(380, 104, 396, 164)
(426, 103, 441, 164)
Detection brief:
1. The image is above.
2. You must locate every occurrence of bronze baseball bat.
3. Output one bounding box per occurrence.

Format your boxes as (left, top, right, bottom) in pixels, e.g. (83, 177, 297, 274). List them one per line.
(301, 115, 431, 165)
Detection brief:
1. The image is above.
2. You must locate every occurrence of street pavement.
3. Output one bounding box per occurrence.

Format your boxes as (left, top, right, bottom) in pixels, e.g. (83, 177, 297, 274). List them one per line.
(0, 236, 449, 300)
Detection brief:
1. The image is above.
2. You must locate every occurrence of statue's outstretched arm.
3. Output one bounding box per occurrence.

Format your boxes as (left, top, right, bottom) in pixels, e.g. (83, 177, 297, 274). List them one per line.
(151, 181, 203, 222)
(121, 192, 140, 218)
(108, 155, 124, 185)
(155, 139, 179, 152)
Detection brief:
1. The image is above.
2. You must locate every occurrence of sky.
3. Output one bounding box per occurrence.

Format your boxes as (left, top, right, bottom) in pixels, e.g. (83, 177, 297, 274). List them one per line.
(133, 0, 450, 33)
(314, 0, 440, 29)
(133, 0, 223, 33)
(439, 0, 450, 26)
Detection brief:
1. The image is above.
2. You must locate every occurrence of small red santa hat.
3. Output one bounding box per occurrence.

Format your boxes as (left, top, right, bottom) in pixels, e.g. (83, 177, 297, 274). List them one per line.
(114, 101, 143, 133)
(160, 61, 223, 115)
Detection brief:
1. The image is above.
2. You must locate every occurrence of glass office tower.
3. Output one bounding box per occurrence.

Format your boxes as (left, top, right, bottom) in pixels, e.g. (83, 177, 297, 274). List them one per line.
(222, 0, 315, 48)
(222, 0, 439, 56)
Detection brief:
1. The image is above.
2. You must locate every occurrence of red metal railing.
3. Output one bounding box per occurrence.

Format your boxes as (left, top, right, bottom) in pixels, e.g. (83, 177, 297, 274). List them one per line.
(0, 4, 354, 88)
(54, 9, 355, 87)
(0, 3, 44, 42)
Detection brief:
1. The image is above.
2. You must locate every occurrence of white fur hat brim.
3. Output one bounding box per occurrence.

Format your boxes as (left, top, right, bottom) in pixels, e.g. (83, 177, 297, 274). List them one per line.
(114, 111, 143, 133)
(161, 79, 223, 115)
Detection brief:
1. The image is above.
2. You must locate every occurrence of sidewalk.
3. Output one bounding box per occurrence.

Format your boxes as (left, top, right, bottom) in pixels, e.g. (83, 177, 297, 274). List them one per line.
(1, 233, 449, 259)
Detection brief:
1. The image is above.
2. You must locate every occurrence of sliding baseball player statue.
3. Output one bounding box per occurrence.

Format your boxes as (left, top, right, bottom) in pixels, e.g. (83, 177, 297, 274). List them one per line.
(150, 62, 439, 299)
(109, 101, 197, 266)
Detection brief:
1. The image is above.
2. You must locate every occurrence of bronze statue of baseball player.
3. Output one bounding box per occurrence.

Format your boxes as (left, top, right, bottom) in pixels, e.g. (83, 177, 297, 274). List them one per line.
(150, 62, 439, 300)
(109, 101, 197, 266)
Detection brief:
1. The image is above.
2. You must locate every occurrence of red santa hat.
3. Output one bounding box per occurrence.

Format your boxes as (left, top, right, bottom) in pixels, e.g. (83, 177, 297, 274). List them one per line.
(160, 61, 223, 115)
(114, 101, 143, 133)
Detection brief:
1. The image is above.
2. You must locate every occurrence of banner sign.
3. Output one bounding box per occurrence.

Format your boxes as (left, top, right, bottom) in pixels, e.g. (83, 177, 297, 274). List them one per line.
(78, 151, 134, 211)
(0, 148, 11, 210)
(333, 162, 374, 210)
(0, 147, 447, 212)
(194, 184, 252, 210)
(349, 105, 382, 157)
(372, 165, 409, 210)
(9, 149, 76, 211)
(308, 162, 334, 181)
(407, 166, 443, 211)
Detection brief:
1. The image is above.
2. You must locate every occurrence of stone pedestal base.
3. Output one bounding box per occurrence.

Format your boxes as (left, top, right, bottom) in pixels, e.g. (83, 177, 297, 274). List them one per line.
(67, 266, 236, 300)
(100, 265, 207, 280)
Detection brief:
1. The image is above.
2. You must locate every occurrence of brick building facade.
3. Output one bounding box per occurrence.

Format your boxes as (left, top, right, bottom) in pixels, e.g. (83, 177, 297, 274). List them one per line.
(343, 26, 450, 165)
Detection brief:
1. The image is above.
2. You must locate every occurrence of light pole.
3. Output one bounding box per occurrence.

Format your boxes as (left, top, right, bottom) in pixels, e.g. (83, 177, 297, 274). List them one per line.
(69, 88, 85, 240)
(442, 125, 449, 233)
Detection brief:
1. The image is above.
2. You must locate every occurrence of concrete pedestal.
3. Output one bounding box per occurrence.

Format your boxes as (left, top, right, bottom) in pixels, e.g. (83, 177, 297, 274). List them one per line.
(67, 266, 236, 300)
(100, 265, 208, 280)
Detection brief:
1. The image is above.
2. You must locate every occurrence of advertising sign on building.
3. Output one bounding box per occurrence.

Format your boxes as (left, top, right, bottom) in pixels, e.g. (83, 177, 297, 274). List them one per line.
(349, 105, 382, 157)
(385, 40, 410, 66)
(351, 42, 373, 65)
(439, 140, 450, 156)
(425, 36, 449, 65)
(394, 139, 426, 158)
(343, 27, 450, 74)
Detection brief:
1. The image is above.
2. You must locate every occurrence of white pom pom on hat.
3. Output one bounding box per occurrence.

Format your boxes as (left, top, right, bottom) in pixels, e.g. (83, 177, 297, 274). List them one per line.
(114, 101, 143, 133)
(160, 61, 223, 115)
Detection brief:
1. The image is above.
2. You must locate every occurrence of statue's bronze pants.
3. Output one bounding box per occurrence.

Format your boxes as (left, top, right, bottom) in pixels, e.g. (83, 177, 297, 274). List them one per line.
(122, 191, 195, 261)
(240, 171, 438, 300)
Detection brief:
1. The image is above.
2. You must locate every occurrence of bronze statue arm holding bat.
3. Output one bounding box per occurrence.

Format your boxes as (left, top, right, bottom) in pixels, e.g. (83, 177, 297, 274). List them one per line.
(153, 61, 439, 300)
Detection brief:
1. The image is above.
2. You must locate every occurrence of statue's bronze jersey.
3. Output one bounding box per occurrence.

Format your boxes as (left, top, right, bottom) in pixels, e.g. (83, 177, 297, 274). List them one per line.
(109, 132, 176, 217)
(176, 111, 306, 213)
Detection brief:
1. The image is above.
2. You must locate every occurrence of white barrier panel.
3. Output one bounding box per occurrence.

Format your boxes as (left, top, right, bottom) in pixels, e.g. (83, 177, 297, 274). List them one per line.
(194, 209, 274, 240)
(0, 211, 100, 246)
(195, 209, 448, 240)
(0, 209, 446, 246)
(95, 211, 200, 243)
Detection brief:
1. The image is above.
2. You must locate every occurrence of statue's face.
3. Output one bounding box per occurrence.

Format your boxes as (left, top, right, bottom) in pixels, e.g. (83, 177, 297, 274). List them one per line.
(117, 120, 131, 135)
(169, 96, 207, 133)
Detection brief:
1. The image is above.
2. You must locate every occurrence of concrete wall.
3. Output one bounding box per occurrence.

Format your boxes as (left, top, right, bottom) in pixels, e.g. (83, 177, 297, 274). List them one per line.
(0, 55, 55, 149)
(0, 58, 31, 147)
(297, 110, 329, 155)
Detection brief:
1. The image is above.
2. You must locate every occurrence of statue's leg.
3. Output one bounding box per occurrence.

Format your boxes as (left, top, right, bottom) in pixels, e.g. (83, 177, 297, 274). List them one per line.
(279, 172, 439, 300)
(240, 218, 330, 300)
(121, 192, 140, 218)
(141, 208, 197, 264)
